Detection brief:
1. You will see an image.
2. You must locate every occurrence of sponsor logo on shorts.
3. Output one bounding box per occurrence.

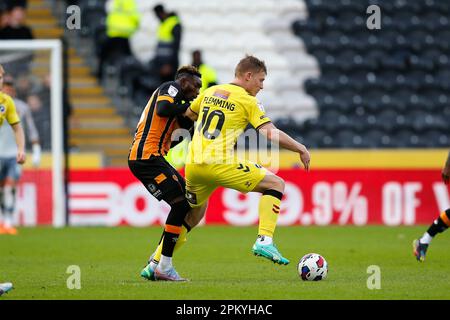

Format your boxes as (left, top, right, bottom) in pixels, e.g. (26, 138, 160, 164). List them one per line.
(147, 183, 162, 199)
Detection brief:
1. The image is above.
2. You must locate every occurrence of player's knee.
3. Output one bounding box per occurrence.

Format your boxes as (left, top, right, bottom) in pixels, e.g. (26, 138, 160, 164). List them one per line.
(184, 204, 207, 228)
(166, 198, 191, 226)
(269, 175, 285, 193)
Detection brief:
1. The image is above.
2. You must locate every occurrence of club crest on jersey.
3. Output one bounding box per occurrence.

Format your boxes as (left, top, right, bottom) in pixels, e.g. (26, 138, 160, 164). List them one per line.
(0, 105, 5, 113)
(168, 85, 179, 97)
(213, 89, 230, 100)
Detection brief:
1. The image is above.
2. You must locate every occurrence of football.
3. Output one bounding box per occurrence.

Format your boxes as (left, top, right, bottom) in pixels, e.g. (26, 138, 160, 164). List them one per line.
(297, 253, 328, 281)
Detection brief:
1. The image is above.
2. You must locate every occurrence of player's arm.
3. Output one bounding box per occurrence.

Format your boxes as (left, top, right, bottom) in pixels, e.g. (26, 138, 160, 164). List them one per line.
(155, 83, 191, 117)
(258, 122, 310, 171)
(249, 99, 310, 170)
(442, 151, 450, 184)
(23, 105, 41, 166)
(184, 107, 198, 121)
(11, 122, 26, 164)
(156, 99, 190, 117)
(183, 91, 203, 122)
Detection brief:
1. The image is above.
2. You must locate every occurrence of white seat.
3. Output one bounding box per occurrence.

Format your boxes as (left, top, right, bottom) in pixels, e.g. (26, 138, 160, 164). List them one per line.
(281, 91, 317, 112)
(134, 0, 320, 125)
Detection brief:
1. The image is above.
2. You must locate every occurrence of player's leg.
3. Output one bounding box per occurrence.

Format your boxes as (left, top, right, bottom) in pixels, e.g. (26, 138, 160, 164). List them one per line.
(148, 165, 215, 269)
(149, 202, 208, 266)
(152, 163, 215, 269)
(413, 208, 450, 262)
(0, 184, 5, 234)
(144, 161, 211, 278)
(0, 159, 6, 233)
(153, 195, 192, 281)
(213, 161, 289, 265)
(1, 159, 20, 235)
(251, 172, 289, 265)
(129, 159, 189, 281)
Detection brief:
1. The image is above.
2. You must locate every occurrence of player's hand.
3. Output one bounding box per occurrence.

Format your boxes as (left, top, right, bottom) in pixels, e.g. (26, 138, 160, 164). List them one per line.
(299, 145, 310, 172)
(442, 166, 450, 184)
(17, 150, 26, 164)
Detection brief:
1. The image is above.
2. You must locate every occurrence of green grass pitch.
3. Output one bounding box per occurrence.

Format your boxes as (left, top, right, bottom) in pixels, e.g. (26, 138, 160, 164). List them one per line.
(0, 226, 448, 300)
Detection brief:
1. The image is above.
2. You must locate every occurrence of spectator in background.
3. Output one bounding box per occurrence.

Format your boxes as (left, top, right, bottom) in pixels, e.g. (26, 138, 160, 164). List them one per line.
(0, 66, 26, 236)
(152, 4, 182, 83)
(1, 74, 41, 167)
(192, 50, 218, 93)
(0, 5, 9, 29)
(25, 74, 51, 151)
(97, 0, 140, 80)
(0, 74, 41, 236)
(0, 4, 33, 40)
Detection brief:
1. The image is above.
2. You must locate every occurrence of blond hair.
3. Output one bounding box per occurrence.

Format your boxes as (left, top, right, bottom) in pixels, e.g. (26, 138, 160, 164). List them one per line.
(234, 55, 267, 77)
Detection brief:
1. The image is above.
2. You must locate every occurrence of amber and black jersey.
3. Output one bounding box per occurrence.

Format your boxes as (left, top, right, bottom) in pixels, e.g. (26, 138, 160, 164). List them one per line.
(129, 81, 186, 160)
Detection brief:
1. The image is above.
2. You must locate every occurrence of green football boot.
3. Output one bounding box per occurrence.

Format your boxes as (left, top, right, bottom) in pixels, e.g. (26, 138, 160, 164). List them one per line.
(141, 263, 156, 281)
(252, 241, 290, 265)
(141, 253, 157, 281)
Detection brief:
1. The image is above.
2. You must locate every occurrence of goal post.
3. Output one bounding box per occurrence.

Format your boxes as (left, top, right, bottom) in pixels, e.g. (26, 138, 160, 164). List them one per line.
(0, 40, 66, 227)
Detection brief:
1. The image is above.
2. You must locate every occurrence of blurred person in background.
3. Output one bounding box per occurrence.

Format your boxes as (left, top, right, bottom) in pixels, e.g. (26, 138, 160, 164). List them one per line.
(0, 65, 26, 235)
(152, 4, 182, 83)
(26, 93, 50, 151)
(413, 151, 450, 262)
(97, 0, 140, 80)
(0, 3, 33, 39)
(192, 50, 218, 93)
(1, 74, 41, 166)
(0, 4, 9, 29)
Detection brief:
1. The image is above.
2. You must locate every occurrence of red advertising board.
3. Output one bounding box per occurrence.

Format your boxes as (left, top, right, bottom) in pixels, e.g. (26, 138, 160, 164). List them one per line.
(17, 168, 449, 226)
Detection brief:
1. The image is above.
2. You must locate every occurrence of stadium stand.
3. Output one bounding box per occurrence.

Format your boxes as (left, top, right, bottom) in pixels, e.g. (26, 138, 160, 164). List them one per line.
(69, 0, 321, 162)
(291, 0, 450, 148)
(10, 0, 447, 166)
(18, 0, 134, 166)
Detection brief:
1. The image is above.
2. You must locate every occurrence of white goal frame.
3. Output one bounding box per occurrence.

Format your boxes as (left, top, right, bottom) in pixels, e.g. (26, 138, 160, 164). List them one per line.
(1, 40, 65, 227)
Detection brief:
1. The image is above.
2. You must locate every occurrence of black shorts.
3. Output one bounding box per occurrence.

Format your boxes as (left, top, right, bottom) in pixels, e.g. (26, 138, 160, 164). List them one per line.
(128, 156, 186, 204)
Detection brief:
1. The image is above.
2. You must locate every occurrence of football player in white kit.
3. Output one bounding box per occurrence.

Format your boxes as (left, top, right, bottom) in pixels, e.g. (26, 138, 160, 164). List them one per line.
(0, 67, 40, 235)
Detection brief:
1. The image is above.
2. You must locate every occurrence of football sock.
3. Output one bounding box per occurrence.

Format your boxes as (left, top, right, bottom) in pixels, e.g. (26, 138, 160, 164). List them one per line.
(0, 186, 4, 216)
(3, 186, 15, 228)
(420, 232, 433, 245)
(257, 235, 273, 245)
(258, 189, 283, 238)
(160, 200, 191, 259)
(161, 225, 181, 258)
(423, 209, 450, 243)
(159, 255, 173, 272)
(153, 224, 189, 263)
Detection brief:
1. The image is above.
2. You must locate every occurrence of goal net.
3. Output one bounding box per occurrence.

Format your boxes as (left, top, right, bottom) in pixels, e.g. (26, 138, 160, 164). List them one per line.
(0, 40, 65, 227)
